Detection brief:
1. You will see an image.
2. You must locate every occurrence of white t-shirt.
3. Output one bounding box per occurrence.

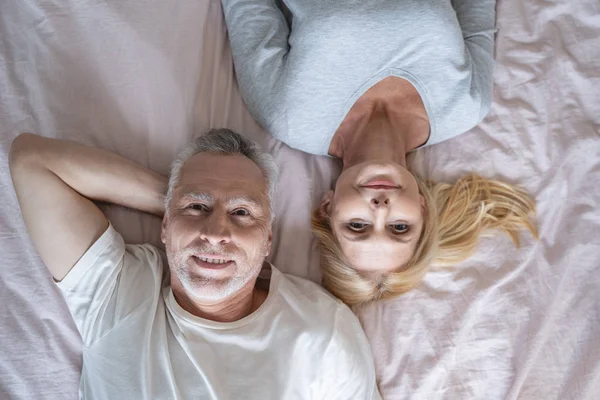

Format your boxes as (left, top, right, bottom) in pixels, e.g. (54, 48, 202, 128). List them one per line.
(57, 225, 381, 400)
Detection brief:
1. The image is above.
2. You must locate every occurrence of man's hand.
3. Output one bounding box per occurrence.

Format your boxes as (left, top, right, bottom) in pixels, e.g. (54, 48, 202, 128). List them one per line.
(9, 133, 168, 281)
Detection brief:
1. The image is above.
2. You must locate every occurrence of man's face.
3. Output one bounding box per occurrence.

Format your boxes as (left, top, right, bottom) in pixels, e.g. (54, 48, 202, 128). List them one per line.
(161, 152, 272, 304)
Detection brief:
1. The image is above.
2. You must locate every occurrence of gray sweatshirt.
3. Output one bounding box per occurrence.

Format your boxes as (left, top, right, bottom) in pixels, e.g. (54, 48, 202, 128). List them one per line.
(222, 0, 496, 156)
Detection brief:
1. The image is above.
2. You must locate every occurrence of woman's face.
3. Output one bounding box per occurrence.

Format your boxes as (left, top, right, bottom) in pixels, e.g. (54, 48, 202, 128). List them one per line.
(322, 161, 425, 273)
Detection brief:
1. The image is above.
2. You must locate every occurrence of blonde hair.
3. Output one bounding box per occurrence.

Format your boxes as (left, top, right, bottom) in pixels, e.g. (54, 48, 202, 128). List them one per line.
(311, 174, 537, 306)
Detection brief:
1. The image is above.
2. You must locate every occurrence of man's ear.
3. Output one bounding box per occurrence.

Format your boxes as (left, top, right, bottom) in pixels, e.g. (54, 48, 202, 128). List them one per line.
(265, 229, 273, 257)
(161, 215, 168, 245)
(317, 190, 334, 221)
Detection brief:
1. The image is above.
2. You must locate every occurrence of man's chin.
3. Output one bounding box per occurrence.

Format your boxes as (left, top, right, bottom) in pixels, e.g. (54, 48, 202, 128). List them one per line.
(175, 274, 229, 299)
(188, 280, 250, 304)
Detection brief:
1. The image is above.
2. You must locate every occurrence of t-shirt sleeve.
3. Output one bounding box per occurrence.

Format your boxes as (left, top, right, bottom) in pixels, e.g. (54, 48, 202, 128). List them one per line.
(56, 224, 164, 346)
(452, 0, 497, 119)
(318, 303, 382, 400)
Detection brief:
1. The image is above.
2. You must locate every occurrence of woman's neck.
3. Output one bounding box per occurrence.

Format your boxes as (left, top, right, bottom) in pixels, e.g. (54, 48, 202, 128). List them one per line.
(329, 102, 429, 170)
(328, 76, 430, 169)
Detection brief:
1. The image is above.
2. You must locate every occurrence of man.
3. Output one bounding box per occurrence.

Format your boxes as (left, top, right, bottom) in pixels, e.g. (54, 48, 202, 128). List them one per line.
(9, 129, 381, 399)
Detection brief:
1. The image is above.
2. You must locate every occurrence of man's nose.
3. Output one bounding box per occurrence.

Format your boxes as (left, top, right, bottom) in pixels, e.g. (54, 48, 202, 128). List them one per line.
(200, 212, 231, 245)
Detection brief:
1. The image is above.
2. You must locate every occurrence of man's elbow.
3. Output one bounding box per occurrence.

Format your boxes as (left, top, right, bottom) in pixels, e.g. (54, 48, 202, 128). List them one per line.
(9, 133, 42, 170)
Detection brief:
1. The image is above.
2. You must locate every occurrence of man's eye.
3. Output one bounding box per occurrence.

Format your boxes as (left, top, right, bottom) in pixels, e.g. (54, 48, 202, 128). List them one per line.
(391, 223, 409, 233)
(232, 208, 250, 216)
(347, 222, 367, 232)
(188, 204, 208, 211)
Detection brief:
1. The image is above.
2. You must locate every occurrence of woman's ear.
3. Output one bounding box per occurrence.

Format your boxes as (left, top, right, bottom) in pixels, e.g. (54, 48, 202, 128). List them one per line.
(317, 190, 334, 221)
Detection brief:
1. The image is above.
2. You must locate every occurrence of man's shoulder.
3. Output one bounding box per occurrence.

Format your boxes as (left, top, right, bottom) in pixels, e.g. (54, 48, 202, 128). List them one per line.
(277, 268, 340, 302)
(92, 224, 167, 287)
(125, 241, 166, 265)
(57, 224, 165, 292)
(271, 266, 346, 318)
(269, 267, 379, 399)
(123, 242, 168, 282)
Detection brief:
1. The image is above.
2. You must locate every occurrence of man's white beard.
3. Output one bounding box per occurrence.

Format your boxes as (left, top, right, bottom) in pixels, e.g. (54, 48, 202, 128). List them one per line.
(166, 243, 267, 303)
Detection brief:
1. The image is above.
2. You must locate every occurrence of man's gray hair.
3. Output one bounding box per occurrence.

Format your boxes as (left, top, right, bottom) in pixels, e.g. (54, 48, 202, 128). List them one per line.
(165, 129, 278, 219)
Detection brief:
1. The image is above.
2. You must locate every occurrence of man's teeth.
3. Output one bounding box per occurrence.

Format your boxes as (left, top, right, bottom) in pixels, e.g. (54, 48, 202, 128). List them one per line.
(197, 257, 229, 264)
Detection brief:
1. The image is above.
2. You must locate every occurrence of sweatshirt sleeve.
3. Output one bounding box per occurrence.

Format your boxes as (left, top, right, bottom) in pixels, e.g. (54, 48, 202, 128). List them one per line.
(452, 0, 497, 119)
(221, 0, 289, 136)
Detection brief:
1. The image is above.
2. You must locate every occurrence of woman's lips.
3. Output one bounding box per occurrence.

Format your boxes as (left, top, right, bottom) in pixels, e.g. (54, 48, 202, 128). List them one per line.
(362, 179, 399, 189)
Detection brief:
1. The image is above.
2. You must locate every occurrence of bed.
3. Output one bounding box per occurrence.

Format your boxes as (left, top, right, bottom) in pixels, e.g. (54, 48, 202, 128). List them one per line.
(1, 0, 598, 399)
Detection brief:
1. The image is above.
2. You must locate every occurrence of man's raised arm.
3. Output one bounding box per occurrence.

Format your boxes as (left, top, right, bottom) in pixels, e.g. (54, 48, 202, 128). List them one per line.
(9, 133, 168, 281)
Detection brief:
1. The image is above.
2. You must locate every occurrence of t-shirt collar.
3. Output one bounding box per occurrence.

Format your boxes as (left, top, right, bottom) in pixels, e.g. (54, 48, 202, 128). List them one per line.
(165, 262, 281, 331)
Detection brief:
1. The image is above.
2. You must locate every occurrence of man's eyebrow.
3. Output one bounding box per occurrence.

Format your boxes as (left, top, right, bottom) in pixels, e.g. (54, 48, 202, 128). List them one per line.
(181, 192, 214, 203)
(181, 193, 262, 207)
(226, 196, 262, 208)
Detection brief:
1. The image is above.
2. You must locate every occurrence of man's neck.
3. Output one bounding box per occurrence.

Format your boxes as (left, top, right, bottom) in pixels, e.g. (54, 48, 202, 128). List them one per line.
(171, 278, 268, 323)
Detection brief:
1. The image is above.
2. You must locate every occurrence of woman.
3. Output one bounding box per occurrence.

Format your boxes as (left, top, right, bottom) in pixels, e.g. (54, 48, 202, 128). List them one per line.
(221, 0, 536, 305)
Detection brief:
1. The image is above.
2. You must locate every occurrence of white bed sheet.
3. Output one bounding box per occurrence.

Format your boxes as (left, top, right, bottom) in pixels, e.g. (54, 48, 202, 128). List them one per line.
(0, 0, 599, 399)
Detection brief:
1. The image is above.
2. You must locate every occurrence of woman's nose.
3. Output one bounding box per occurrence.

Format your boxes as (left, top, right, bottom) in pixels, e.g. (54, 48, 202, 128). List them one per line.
(371, 197, 390, 206)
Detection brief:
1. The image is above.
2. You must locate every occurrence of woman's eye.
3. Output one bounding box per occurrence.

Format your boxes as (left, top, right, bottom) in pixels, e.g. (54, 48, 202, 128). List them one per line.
(348, 222, 367, 232)
(232, 208, 250, 216)
(391, 223, 409, 233)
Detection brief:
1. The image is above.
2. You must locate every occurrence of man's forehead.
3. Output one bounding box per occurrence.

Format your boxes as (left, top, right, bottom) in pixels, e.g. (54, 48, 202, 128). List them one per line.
(180, 152, 266, 184)
(174, 152, 268, 205)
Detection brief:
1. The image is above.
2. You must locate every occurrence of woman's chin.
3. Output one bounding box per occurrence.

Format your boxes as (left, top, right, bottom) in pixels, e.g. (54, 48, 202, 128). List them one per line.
(354, 161, 408, 182)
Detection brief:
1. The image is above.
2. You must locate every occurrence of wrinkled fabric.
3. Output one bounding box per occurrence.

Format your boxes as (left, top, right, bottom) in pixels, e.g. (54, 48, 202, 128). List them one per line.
(0, 0, 599, 399)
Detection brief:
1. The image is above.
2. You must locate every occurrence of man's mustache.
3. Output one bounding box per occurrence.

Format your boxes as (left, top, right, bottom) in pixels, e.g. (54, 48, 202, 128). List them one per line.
(176, 244, 239, 260)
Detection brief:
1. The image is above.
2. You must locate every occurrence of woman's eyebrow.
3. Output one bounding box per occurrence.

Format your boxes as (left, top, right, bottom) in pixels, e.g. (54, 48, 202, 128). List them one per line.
(340, 232, 368, 242)
(341, 232, 412, 244)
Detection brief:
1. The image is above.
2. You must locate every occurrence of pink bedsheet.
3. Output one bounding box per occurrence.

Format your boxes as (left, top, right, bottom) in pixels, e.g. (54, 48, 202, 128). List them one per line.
(1, 0, 598, 399)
